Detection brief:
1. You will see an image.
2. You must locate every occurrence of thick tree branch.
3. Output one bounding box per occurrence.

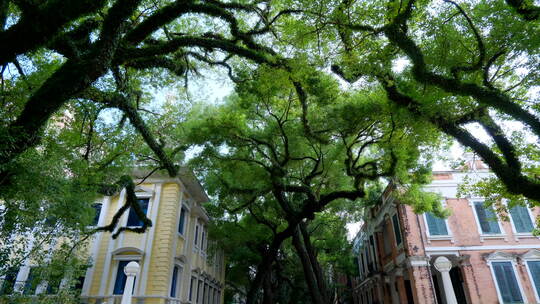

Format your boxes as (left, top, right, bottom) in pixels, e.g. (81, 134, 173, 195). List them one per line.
(80, 88, 178, 177)
(505, 0, 540, 20)
(0, 0, 107, 65)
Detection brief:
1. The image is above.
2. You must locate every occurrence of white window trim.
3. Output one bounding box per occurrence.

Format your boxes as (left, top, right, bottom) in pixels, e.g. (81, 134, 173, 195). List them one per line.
(124, 194, 153, 229)
(469, 200, 507, 242)
(110, 259, 141, 296)
(524, 259, 540, 303)
(188, 274, 198, 303)
(505, 202, 537, 240)
(177, 203, 191, 239)
(200, 226, 208, 257)
(390, 212, 404, 250)
(422, 213, 454, 243)
(168, 263, 184, 299)
(86, 202, 103, 229)
(193, 220, 200, 253)
(486, 255, 527, 304)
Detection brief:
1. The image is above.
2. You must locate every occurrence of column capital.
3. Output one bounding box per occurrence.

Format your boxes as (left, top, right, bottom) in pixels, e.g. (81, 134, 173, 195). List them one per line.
(434, 256, 452, 273)
(407, 255, 430, 267)
(124, 261, 140, 276)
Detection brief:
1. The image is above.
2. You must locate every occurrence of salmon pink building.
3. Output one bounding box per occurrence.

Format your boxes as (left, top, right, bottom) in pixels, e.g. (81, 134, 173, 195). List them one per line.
(353, 159, 540, 304)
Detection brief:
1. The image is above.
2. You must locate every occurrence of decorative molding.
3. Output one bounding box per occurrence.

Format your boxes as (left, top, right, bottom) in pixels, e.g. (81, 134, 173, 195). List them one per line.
(134, 185, 154, 197)
(175, 255, 187, 263)
(522, 249, 540, 260)
(111, 247, 144, 256)
(113, 254, 143, 261)
(426, 251, 459, 257)
(485, 251, 517, 262)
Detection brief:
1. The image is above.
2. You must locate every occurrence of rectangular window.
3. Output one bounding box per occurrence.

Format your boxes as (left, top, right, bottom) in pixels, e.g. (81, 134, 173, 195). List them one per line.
(189, 276, 196, 301)
(528, 261, 540, 301)
(425, 212, 449, 236)
(492, 261, 523, 303)
(201, 228, 206, 252)
(392, 214, 402, 246)
(92, 203, 102, 226)
(126, 198, 149, 227)
(178, 207, 187, 235)
(194, 224, 200, 247)
(510, 205, 534, 233)
(113, 260, 135, 295)
(170, 265, 179, 297)
(474, 201, 501, 234)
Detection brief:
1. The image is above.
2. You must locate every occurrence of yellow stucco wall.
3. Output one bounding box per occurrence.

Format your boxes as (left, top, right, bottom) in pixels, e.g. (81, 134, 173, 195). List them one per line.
(146, 183, 180, 295)
(85, 179, 225, 303)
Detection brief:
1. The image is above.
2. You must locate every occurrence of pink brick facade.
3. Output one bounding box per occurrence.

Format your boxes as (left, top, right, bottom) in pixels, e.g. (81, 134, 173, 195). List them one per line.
(353, 165, 540, 304)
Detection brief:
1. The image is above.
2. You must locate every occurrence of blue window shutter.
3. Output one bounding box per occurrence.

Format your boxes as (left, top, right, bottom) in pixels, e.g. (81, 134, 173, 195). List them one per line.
(127, 198, 149, 227)
(510, 206, 534, 233)
(170, 266, 178, 297)
(528, 261, 540, 299)
(475, 202, 501, 234)
(492, 262, 523, 303)
(426, 212, 448, 236)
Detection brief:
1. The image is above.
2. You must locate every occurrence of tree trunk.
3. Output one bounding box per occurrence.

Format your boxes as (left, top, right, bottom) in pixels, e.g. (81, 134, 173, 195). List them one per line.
(262, 269, 274, 304)
(300, 221, 328, 301)
(292, 225, 327, 304)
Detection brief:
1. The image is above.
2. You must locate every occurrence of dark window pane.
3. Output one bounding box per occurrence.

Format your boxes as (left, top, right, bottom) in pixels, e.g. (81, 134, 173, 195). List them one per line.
(189, 277, 196, 301)
(74, 275, 85, 291)
(127, 198, 149, 227)
(92, 204, 102, 226)
(194, 225, 199, 245)
(178, 208, 186, 235)
(392, 214, 402, 245)
(0, 267, 18, 295)
(113, 260, 136, 295)
(170, 266, 178, 297)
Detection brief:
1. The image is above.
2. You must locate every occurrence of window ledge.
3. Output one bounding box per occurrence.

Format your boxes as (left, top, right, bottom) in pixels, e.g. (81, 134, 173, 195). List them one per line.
(177, 233, 185, 240)
(427, 235, 453, 243)
(480, 234, 507, 242)
(514, 233, 539, 242)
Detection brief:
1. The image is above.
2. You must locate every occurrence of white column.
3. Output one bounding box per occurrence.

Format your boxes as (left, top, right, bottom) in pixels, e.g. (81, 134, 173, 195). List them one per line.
(121, 261, 140, 304)
(434, 256, 457, 304)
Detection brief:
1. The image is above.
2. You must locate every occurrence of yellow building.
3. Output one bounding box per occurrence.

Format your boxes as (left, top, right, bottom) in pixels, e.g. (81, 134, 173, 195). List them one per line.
(79, 167, 226, 304)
